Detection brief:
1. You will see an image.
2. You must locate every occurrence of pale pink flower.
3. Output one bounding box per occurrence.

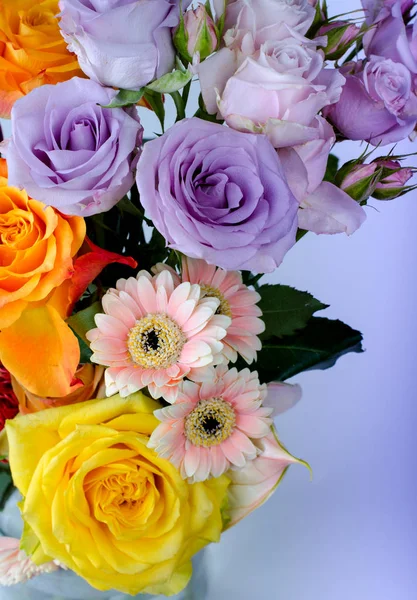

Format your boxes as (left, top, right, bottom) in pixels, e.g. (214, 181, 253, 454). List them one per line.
(86, 270, 231, 403)
(226, 428, 309, 527)
(0, 537, 58, 586)
(148, 365, 273, 482)
(153, 257, 265, 364)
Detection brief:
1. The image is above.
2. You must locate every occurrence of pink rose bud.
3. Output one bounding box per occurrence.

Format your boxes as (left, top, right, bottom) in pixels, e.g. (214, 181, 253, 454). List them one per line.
(372, 159, 415, 200)
(340, 162, 379, 203)
(175, 4, 218, 63)
(318, 20, 361, 60)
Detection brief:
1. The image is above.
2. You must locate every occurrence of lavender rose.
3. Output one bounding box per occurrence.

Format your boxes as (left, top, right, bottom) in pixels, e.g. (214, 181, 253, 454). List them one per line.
(136, 118, 299, 273)
(324, 57, 417, 145)
(200, 31, 344, 148)
(59, 0, 191, 90)
(7, 77, 143, 216)
(361, 0, 414, 25)
(363, 2, 417, 75)
(278, 117, 367, 235)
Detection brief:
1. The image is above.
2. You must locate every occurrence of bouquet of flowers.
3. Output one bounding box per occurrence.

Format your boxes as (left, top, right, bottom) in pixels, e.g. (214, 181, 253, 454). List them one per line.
(0, 0, 415, 597)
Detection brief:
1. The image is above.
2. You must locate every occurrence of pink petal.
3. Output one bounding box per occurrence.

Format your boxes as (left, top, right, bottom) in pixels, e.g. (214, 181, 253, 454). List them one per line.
(265, 382, 303, 416)
(221, 438, 246, 468)
(184, 445, 201, 478)
(299, 181, 366, 235)
(102, 295, 137, 328)
(167, 282, 192, 314)
(173, 300, 198, 327)
(226, 430, 308, 528)
(194, 448, 212, 482)
(210, 445, 228, 478)
(93, 314, 129, 338)
(236, 414, 271, 438)
(137, 275, 158, 313)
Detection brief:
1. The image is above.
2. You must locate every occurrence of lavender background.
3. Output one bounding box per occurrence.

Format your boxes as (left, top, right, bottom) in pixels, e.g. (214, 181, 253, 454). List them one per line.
(1, 0, 417, 595)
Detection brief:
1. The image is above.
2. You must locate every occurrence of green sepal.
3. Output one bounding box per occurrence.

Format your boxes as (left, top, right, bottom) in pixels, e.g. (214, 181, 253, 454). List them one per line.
(101, 88, 145, 109)
(146, 69, 193, 94)
(143, 89, 165, 132)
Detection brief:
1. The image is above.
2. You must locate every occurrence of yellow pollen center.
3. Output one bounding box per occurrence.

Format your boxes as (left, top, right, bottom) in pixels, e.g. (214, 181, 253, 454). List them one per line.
(184, 398, 236, 448)
(127, 313, 186, 369)
(199, 284, 232, 317)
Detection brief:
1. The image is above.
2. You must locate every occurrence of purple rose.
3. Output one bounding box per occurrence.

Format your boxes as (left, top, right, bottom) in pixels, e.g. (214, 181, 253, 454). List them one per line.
(324, 58, 417, 145)
(136, 118, 299, 273)
(199, 30, 344, 148)
(278, 117, 367, 235)
(363, 2, 417, 75)
(59, 0, 191, 90)
(7, 77, 143, 217)
(361, 0, 414, 25)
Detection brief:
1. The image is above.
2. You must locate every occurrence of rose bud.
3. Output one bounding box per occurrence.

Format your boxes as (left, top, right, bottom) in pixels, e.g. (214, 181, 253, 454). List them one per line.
(339, 162, 380, 203)
(372, 159, 415, 200)
(175, 4, 218, 63)
(318, 20, 362, 60)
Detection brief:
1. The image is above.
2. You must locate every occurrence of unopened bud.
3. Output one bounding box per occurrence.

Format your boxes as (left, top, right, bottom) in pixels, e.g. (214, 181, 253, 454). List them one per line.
(318, 20, 362, 60)
(174, 4, 218, 64)
(372, 159, 414, 200)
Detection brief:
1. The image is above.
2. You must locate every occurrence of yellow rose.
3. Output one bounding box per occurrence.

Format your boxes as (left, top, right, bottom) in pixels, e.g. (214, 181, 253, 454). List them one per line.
(6, 393, 230, 596)
(0, 0, 84, 118)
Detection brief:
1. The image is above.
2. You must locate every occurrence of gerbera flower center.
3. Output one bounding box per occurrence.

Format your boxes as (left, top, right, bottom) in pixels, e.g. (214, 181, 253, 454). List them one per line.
(184, 398, 236, 447)
(127, 313, 186, 369)
(199, 284, 232, 317)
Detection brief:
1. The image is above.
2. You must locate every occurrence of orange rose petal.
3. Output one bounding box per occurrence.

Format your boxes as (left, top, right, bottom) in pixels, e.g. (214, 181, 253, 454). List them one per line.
(67, 238, 137, 314)
(25, 216, 72, 302)
(0, 299, 28, 329)
(0, 304, 80, 398)
(65, 213, 86, 257)
(0, 88, 22, 118)
(0, 160, 8, 179)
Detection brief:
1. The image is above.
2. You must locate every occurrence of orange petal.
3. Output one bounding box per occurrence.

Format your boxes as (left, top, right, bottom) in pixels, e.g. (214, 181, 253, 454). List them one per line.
(67, 238, 137, 314)
(0, 304, 80, 397)
(0, 159, 7, 180)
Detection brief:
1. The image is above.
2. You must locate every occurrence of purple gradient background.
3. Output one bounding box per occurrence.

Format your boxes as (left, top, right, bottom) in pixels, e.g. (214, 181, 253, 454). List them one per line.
(1, 2, 417, 594)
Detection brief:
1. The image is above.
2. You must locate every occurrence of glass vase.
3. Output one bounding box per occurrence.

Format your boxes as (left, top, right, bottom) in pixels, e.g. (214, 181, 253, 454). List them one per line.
(0, 491, 208, 600)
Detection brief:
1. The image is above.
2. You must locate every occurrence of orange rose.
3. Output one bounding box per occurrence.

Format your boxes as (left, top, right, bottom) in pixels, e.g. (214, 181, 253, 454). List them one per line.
(0, 168, 85, 328)
(11, 364, 105, 414)
(0, 161, 85, 397)
(0, 0, 84, 118)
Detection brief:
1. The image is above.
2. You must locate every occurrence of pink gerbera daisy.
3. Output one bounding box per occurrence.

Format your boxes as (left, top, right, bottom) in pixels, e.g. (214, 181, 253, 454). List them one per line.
(153, 257, 265, 363)
(0, 537, 58, 586)
(148, 365, 273, 482)
(86, 270, 231, 403)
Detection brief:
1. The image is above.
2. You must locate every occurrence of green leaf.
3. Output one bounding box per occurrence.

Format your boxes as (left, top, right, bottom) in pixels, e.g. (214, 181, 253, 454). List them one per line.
(252, 317, 363, 383)
(146, 70, 192, 94)
(67, 301, 102, 346)
(101, 88, 144, 108)
(143, 89, 165, 132)
(117, 196, 143, 219)
(324, 153, 339, 182)
(258, 285, 328, 339)
(0, 469, 13, 511)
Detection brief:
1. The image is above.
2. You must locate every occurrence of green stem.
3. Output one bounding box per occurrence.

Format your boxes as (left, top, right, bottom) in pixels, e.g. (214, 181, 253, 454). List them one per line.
(170, 91, 186, 121)
(182, 80, 192, 112)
